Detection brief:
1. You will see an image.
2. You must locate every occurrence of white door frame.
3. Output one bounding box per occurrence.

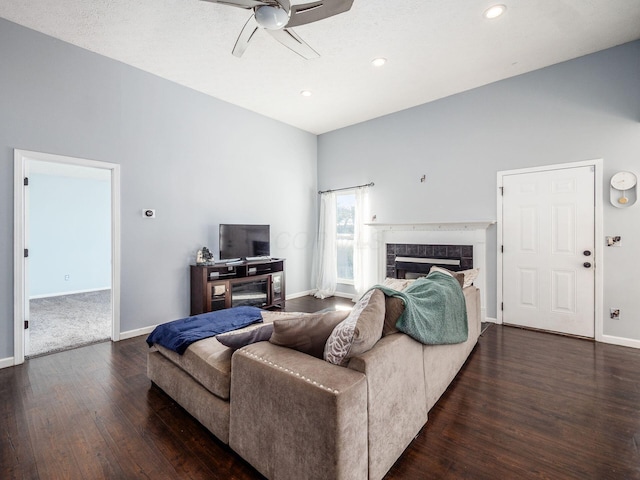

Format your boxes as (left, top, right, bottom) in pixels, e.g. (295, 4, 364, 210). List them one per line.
(13, 149, 121, 365)
(496, 159, 603, 342)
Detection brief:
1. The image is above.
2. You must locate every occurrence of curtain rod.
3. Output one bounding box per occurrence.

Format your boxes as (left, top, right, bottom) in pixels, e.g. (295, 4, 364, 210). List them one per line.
(318, 182, 374, 194)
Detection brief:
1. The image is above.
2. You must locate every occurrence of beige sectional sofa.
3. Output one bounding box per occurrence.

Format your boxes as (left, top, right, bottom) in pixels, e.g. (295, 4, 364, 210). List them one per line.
(147, 285, 481, 480)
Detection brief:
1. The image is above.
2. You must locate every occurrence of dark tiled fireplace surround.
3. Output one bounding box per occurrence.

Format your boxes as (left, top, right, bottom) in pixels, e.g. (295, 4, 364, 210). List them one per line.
(386, 243, 473, 279)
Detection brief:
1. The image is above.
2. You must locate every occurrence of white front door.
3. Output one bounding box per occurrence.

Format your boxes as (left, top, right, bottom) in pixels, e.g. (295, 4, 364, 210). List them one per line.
(502, 165, 595, 337)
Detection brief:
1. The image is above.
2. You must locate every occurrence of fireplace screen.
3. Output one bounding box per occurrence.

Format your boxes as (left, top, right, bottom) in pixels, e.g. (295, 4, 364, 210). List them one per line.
(386, 244, 473, 279)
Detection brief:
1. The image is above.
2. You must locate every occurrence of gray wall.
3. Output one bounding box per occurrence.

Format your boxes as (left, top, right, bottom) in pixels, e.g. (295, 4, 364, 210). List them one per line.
(29, 171, 112, 297)
(1, 17, 638, 360)
(0, 19, 317, 360)
(318, 41, 640, 340)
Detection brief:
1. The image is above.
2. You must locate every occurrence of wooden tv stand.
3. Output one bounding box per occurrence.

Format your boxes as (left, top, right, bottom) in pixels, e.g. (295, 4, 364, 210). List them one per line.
(190, 258, 285, 315)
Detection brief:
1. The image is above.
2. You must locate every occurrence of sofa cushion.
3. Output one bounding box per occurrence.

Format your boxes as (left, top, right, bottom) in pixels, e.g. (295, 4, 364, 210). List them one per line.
(147, 350, 232, 443)
(382, 277, 415, 291)
(216, 323, 274, 350)
(152, 312, 286, 400)
(153, 337, 234, 400)
(429, 265, 464, 288)
(382, 295, 404, 336)
(324, 289, 385, 365)
(460, 268, 480, 288)
(269, 310, 350, 358)
(381, 278, 412, 336)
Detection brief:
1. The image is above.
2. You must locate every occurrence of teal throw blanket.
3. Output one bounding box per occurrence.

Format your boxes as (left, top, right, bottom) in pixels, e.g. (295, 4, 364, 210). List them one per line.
(373, 271, 468, 345)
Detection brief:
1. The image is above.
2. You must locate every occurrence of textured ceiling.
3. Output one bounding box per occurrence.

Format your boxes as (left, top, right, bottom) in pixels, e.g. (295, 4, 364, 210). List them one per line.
(1, 0, 639, 134)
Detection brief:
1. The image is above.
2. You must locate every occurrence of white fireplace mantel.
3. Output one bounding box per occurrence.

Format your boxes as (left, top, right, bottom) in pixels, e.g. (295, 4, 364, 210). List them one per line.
(365, 221, 495, 231)
(366, 220, 495, 321)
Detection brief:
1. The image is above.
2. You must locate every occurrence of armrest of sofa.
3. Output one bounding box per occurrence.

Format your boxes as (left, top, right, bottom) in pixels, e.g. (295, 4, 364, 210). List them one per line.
(464, 285, 481, 340)
(348, 333, 428, 480)
(229, 342, 368, 480)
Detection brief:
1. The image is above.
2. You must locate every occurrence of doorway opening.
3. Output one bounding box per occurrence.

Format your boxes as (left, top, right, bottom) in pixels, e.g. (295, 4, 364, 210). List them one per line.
(28, 290, 112, 357)
(14, 150, 121, 364)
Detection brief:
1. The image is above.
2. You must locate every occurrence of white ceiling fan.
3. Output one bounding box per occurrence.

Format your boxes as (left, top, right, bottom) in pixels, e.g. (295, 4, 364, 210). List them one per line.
(201, 0, 354, 59)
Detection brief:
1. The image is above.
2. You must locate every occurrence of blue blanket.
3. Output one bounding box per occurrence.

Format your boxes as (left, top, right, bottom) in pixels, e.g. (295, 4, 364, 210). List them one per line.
(146, 306, 263, 354)
(373, 271, 468, 344)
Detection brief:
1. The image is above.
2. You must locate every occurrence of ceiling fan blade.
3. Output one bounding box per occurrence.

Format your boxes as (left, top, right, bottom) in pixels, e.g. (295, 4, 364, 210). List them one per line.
(232, 15, 260, 57)
(200, 0, 272, 10)
(286, 0, 354, 28)
(266, 28, 319, 59)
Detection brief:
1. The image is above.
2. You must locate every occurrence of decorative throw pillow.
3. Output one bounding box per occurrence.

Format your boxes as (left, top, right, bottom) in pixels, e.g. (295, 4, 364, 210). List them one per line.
(459, 268, 479, 288)
(382, 277, 414, 291)
(429, 266, 464, 289)
(324, 289, 385, 366)
(269, 310, 350, 359)
(383, 295, 405, 336)
(216, 323, 274, 350)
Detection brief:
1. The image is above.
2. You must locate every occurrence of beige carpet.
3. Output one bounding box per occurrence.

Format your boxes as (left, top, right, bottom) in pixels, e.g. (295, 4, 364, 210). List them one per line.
(28, 290, 111, 358)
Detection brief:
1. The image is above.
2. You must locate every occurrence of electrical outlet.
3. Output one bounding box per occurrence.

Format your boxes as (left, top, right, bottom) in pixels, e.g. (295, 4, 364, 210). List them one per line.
(64, 274, 70, 281)
(610, 308, 620, 319)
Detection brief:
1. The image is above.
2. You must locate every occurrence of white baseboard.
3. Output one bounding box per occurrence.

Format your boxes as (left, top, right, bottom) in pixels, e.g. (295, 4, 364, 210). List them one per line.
(489, 324, 639, 349)
(599, 334, 640, 349)
(286, 290, 314, 300)
(484, 316, 498, 324)
(119, 325, 156, 341)
(334, 291, 355, 301)
(299, 289, 356, 301)
(30, 287, 111, 300)
(0, 357, 16, 369)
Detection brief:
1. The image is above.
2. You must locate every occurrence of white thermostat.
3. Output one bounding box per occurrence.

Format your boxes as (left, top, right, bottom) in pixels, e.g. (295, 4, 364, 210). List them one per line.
(143, 209, 156, 218)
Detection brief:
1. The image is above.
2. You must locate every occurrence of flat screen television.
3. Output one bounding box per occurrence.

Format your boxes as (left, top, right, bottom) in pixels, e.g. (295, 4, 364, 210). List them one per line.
(219, 224, 270, 260)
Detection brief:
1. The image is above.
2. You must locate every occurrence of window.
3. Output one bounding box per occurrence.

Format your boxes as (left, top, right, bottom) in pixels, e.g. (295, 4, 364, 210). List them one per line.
(336, 192, 355, 283)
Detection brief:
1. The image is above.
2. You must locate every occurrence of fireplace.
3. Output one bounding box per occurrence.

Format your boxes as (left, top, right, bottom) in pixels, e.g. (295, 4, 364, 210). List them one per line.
(366, 221, 494, 321)
(386, 244, 473, 279)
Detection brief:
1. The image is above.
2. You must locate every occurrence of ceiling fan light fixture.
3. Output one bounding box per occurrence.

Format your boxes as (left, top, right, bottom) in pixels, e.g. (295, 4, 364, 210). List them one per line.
(371, 57, 387, 67)
(483, 4, 506, 19)
(255, 5, 290, 30)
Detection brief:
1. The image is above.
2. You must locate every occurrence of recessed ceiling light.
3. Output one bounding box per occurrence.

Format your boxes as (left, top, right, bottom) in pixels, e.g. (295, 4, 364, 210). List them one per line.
(371, 57, 387, 67)
(300, 90, 312, 97)
(483, 4, 506, 19)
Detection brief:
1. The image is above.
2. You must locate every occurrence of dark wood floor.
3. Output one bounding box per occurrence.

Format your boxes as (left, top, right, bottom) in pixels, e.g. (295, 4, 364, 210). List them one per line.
(2, 296, 640, 479)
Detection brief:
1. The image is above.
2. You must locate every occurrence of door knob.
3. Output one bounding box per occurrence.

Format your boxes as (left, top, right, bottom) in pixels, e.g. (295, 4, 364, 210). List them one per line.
(583, 262, 592, 268)
(583, 250, 592, 256)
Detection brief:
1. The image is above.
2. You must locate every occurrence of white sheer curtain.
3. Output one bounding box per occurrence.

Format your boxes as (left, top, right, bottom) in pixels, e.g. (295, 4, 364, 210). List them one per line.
(312, 191, 337, 298)
(353, 187, 375, 299)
